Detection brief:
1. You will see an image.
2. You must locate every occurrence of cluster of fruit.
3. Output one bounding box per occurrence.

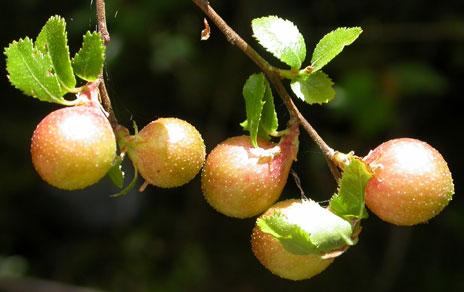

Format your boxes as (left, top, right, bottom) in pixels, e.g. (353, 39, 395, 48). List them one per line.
(31, 83, 206, 192)
(8, 12, 455, 283)
(200, 125, 453, 280)
(30, 85, 454, 280)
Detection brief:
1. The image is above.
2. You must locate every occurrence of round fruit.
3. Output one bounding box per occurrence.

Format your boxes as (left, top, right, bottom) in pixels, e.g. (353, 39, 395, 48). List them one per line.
(31, 105, 116, 190)
(201, 125, 299, 218)
(126, 117, 205, 188)
(364, 138, 454, 226)
(251, 199, 334, 281)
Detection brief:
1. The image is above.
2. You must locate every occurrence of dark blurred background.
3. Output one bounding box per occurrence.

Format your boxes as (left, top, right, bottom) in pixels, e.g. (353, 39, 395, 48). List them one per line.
(0, 0, 463, 291)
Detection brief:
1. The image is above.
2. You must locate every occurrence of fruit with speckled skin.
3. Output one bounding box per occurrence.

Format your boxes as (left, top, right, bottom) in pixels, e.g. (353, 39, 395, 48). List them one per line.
(31, 105, 116, 190)
(126, 118, 205, 188)
(364, 138, 454, 226)
(251, 199, 334, 281)
(201, 125, 299, 218)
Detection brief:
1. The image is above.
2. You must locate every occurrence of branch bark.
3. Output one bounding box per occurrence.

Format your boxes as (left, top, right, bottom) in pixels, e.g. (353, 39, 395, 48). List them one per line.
(95, 0, 118, 130)
(192, 0, 340, 180)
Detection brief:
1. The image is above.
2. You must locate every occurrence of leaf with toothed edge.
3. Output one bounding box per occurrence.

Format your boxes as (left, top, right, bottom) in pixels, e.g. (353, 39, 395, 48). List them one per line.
(260, 81, 279, 135)
(241, 73, 279, 145)
(329, 157, 373, 220)
(241, 73, 265, 147)
(311, 27, 362, 72)
(4, 37, 69, 104)
(258, 200, 354, 256)
(72, 31, 105, 82)
(290, 70, 335, 104)
(252, 16, 306, 69)
(258, 211, 320, 255)
(36, 15, 76, 91)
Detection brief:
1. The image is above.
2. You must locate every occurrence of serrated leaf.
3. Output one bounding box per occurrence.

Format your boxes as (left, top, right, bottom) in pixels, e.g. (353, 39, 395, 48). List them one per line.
(107, 155, 125, 189)
(4, 38, 70, 104)
(252, 16, 306, 69)
(258, 212, 320, 255)
(258, 200, 354, 256)
(36, 15, 76, 90)
(311, 27, 362, 72)
(72, 31, 105, 81)
(329, 157, 373, 220)
(290, 71, 335, 104)
(242, 73, 266, 147)
(260, 82, 278, 135)
(241, 73, 279, 144)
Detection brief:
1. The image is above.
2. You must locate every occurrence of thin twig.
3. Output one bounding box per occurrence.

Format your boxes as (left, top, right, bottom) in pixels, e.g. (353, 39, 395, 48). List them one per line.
(96, 0, 111, 44)
(192, 0, 340, 180)
(95, 0, 118, 130)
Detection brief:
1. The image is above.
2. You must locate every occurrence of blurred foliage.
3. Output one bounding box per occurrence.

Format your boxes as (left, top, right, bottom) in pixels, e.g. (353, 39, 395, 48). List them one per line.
(0, 0, 463, 291)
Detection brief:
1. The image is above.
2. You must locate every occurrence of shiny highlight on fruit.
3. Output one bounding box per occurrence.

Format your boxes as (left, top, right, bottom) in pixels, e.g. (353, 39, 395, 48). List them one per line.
(251, 199, 334, 281)
(31, 105, 116, 190)
(126, 117, 206, 188)
(364, 138, 454, 226)
(201, 125, 299, 218)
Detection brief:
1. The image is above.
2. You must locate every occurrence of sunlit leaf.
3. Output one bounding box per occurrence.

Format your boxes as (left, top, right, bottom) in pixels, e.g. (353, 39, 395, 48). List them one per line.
(252, 16, 306, 69)
(311, 27, 362, 71)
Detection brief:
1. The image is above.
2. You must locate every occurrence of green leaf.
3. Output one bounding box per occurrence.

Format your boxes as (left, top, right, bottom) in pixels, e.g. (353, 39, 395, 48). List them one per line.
(252, 16, 306, 69)
(36, 15, 76, 90)
(258, 200, 354, 256)
(329, 157, 373, 220)
(107, 155, 124, 189)
(241, 73, 279, 145)
(242, 73, 266, 147)
(4, 38, 70, 104)
(72, 31, 105, 81)
(311, 27, 362, 72)
(260, 80, 279, 136)
(111, 161, 138, 198)
(290, 71, 335, 104)
(258, 212, 320, 255)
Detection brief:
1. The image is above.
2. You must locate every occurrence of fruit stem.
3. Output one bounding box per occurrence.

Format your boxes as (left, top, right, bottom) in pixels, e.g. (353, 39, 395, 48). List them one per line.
(192, 0, 341, 181)
(95, 0, 119, 131)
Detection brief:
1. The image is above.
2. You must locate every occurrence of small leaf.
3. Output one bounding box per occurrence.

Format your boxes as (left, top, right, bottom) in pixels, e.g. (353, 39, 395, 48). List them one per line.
(258, 200, 354, 256)
(260, 81, 279, 136)
(72, 31, 105, 81)
(329, 157, 373, 220)
(107, 155, 125, 189)
(36, 15, 76, 90)
(111, 161, 138, 198)
(4, 38, 69, 104)
(311, 27, 362, 72)
(257, 212, 320, 255)
(252, 16, 306, 69)
(290, 71, 335, 104)
(242, 73, 266, 147)
(241, 73, 279, 144)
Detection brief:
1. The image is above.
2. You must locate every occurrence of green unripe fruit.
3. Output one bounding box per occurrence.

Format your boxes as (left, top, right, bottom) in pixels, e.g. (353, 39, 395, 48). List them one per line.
(364, 138, 454, 226)
(126, 117, 205, 188)
(251, 199, 334, 281)
(201, 125, 299, 218)
(31, 105, 116, 190)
